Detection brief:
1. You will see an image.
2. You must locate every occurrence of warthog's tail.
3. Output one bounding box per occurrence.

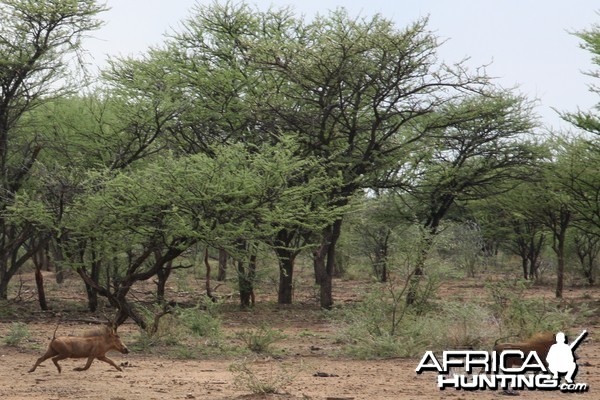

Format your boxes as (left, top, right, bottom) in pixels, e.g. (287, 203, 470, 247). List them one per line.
(494, 334, 520, 346)
(52, 324, 60, 340)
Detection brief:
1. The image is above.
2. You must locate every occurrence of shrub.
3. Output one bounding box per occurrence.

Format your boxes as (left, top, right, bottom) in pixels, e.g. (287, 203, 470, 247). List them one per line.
(236, 324, 286, 354)
(486, 279, 584, 337)
(4, 322, 29, 346)
(416, 302, 497, 350)
(131, 299, 226, 355)
(229, 359, 301, 395)
(178, 306, 223, 339)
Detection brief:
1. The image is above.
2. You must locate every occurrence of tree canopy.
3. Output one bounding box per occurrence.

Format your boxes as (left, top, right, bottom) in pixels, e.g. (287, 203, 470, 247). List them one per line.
(1, 1, 599, 325)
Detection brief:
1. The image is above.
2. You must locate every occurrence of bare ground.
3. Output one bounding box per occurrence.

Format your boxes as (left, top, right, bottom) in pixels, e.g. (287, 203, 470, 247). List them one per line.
(1, 273, 599, 400)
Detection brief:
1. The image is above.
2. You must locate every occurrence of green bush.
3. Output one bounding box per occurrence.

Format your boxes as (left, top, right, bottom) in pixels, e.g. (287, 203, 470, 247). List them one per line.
(486, 279, 584, 337)
(237, 324, 287, 354)
(229, 359, 301, 395)
(131, 300, 226, 355)
(178, 306, 223, 339)
(412, 302, 497, 350)
(4, 322, 29, 346)
(338, 299, 497, 359)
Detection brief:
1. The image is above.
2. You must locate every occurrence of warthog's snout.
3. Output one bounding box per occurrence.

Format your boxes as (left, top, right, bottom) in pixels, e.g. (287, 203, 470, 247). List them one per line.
(121, 346, 129, 354)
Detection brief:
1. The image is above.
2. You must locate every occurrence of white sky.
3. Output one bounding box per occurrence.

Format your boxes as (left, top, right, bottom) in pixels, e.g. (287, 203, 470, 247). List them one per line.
(84, 0, 600, 131)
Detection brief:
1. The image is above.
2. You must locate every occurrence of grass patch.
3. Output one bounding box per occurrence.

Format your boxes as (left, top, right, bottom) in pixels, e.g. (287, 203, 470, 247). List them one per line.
(229, 359, 302, 395)
(3, 322, 29, 346)
(334, 277, 589, 359)
(236, 323, 287, 354)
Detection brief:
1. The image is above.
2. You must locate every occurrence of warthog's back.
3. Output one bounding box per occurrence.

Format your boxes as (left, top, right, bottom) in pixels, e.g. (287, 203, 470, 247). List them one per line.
(494, 332, 555, 367)
(50, 335, 113, 358)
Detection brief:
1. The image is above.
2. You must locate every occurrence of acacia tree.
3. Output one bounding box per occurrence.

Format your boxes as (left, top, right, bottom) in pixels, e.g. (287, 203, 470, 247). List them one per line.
(255, 13, 495, 309)
(21, 140, 338, 325)
(473, 183, 547, 280)
(109, 2, 540, 309)
(0, 0, 106, 299)
(557, 19, 600, 287)
(562, 22, 600, 234)
(346, 192, 405, 282)
(510, 139, 582, 298)
(21, 45, 194, 309)
(573, 228, 600, 284)
(564, 21, 600, 138)
(398, 94, 539, 303)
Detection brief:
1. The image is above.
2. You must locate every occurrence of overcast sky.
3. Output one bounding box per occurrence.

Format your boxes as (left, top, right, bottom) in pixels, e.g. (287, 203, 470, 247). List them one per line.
(84, 0, 600, 131)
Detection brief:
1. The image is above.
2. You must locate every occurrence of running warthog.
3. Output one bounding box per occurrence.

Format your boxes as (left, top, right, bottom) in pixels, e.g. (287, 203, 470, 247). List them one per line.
(28, 324, 129, 373)
(493, 331, 555, 369)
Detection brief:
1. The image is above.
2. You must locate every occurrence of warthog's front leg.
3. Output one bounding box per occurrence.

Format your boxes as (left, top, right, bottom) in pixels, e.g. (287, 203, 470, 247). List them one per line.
(97, 356, 123, 371)
(74, 356, 95, 371)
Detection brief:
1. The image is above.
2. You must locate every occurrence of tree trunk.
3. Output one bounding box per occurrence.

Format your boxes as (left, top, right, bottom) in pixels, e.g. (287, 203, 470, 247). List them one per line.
(313, 246, 325, 286)
(406, 227, 436, 306)
(32, 245, 49, 310)
(575, 233, 598, 286)
(34, 267, 48, 311)
(237, 253, 256, 308)
(0, 269, 8, 299)
(217, 248, 228, 281)
(276, 248, 296, 304)
(0, 228, 41, 300)
(50, 239, 65, 284)
(319, 219, 342, 310)
(551, 209, 571, 299)
(522, 257, 529, 280)
(528, 234, 544, 279)
(555, 232, 566, 299)
(115, 297, 147, 329)
(204, 248, 216, 301)
(156, 260, 173, 303)
(84, 246, 100, 312)
(373, 231, 390, 282)
(77, 246, 186, 330)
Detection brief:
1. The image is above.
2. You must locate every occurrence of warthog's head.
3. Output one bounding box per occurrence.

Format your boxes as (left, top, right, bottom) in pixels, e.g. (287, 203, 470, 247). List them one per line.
(107, 326, 129, 354)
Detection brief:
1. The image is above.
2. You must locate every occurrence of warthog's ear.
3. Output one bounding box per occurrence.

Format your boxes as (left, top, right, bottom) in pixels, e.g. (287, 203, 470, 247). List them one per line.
(102, 311, 119, 332)
(104, 317, 118, 334)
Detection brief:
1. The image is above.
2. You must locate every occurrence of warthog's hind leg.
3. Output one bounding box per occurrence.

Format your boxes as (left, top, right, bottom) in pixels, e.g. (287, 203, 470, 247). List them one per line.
(51, 355, 67, 373)
(97, 356, 123, 372)
(28, 348, 58, 373)
(28, 354, 51, 373)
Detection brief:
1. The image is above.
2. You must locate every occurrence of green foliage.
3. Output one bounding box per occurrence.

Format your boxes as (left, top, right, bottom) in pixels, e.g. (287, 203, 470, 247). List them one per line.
(129, 298, 250, 358)
(229, 359, 301, 395)
(2, 0, 598, 329)
(337, 298, 497, 359)
(3, 322, 29, 346)
(417, 302, 497, 350)
(343, 301, 496, 359)
(335, 272, 443, 358)
(236, 323, 287, 354)
(565, 23, 600, 135)
(55, 138, 341, 269)
(0, 0, 107, 299)
(335, 265, 590, 359)
(178, 301, 223, 339)
(486, 279, 581, 336)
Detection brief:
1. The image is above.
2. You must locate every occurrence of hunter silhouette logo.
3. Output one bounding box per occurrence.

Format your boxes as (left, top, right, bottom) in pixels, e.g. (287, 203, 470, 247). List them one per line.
(547, 330, 586, 384)
(415, 330, 589, 393)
